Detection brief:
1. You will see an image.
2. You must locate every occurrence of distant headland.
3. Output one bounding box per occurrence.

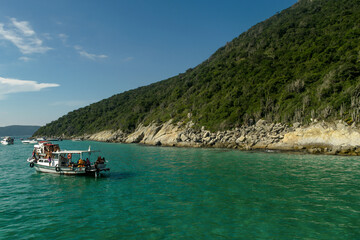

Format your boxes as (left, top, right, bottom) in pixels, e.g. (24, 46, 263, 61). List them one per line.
(0, 125, 40, 136)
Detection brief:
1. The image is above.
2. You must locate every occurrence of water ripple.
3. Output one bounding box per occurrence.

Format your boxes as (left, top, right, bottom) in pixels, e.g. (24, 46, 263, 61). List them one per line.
(1, 141, 360, 239)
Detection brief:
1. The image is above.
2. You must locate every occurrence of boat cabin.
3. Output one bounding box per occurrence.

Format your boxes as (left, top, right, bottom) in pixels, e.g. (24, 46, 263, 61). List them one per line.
(32, 141, 102, 168)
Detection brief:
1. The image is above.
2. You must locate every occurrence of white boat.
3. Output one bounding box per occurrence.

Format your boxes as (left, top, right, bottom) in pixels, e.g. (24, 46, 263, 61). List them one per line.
(46, 138, 61, 141)
(22, 139, 38, 144)
(27, 141, 110, 177)
(1, 136, 14, 145)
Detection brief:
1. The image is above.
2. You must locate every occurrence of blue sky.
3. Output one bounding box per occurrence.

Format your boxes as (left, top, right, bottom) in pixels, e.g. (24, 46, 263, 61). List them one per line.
(0, 0, 297, 127)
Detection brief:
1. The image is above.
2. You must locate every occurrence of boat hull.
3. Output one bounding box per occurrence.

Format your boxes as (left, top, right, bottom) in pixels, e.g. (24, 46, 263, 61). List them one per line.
(22, 140, 37, 144)
(2, 137, 14, 145)
(34, 164, 86, 175)
(31, 162, 109, 176)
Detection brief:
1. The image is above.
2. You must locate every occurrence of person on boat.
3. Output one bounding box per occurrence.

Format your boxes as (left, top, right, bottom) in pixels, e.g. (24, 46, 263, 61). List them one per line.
(78, 158, 85, 167)
(95, 156, 105, 164)
(32, 150, 37, 160)
(95, 156, 102, 169)
(85, 158, 91, 167)
(48, 156, 52, 166)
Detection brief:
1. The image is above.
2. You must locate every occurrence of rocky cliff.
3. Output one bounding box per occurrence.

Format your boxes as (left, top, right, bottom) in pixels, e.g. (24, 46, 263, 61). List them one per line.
(78, 119, 360, 155)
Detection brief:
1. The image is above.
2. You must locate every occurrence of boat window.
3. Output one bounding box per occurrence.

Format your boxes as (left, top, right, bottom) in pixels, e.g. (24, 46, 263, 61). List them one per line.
(39, 160, 43, 162)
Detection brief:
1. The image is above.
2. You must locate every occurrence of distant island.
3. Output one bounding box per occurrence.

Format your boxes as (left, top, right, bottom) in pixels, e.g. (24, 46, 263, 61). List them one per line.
(0, 125, 40, 136)
(34, 0, 360, 155)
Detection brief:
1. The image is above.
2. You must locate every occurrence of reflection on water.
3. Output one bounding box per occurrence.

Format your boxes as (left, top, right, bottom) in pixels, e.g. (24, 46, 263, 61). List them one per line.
(107, 171, 136, 180)
(1, 140, 360, 239)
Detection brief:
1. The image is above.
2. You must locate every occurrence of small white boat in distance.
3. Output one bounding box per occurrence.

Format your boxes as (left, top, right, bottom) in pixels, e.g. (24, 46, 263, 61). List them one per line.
(46, 138, 61, 141)
(22, 139, 37, 144)
(1, 136, 14, 145)
(27, 141, 109, 177)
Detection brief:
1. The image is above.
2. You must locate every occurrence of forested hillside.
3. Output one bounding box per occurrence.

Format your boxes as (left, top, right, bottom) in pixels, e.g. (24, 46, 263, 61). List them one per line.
(35, 0, 360, 137)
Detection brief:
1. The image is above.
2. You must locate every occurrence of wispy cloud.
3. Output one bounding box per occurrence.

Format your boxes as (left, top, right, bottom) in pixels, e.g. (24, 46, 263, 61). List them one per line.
(0, 77, 59, 99)
(122, 57, 134, 62)
(0, 18, 52, 54)
(74, 45, 107, 61)
(19, 56, 32, 62)
(58, 33, 68, 43)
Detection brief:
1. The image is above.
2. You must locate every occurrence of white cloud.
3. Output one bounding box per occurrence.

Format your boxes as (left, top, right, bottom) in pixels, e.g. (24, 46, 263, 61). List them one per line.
(122, 57, 134, 62)
(0, 77, 59, 99)
(19, 56, 32, 62)
(0, 18, 52, 54)
(79, 50, 107, 60)
(10, 18, 35, 36)
(58, 33, 68, 43)
(74, 45, 107, 61)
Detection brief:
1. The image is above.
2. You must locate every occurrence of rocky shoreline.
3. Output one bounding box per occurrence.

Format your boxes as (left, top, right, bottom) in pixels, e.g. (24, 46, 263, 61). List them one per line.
(54, 119, 360, 156)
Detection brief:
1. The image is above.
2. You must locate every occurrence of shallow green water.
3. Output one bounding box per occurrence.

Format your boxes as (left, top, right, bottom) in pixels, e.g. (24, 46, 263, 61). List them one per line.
(1, 139, 360, 239)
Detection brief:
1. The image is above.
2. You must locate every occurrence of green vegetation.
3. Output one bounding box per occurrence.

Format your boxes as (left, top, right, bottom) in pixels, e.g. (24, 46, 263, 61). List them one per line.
(35, 0, 360, 137)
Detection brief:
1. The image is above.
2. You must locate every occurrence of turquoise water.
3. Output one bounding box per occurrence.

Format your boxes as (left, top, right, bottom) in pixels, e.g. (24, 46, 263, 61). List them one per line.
(1, 139, 360, 239)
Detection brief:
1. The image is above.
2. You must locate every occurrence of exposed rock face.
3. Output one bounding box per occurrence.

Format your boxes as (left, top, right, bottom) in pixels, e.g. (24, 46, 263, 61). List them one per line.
(270, 120, 360, 155)
(125, 120, 182, 145)
(85, 129, 127, 142)
(81, 119, 289, 149)
(74, 119, 360, 155)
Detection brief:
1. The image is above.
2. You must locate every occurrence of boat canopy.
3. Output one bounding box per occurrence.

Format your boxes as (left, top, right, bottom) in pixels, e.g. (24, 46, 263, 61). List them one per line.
(53, 150, 99, 155)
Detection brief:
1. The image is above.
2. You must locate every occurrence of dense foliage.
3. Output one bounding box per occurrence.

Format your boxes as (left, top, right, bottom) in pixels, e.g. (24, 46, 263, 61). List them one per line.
(35, 0, 360, 136)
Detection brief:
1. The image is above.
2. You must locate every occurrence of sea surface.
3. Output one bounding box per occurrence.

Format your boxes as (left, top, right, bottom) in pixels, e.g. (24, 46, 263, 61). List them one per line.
(1, 139, 360, 239)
